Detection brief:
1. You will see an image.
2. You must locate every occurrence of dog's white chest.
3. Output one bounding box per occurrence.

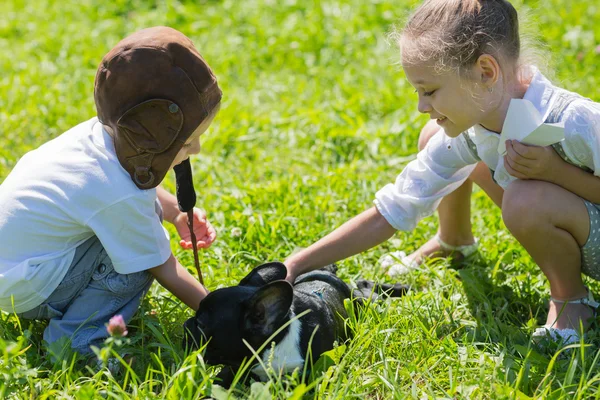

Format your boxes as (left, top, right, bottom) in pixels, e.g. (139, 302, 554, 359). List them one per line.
(251, 317, 305, 380)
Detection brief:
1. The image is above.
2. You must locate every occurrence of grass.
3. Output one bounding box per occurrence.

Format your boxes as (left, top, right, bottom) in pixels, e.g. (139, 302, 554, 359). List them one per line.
(1, 0, 600, 398)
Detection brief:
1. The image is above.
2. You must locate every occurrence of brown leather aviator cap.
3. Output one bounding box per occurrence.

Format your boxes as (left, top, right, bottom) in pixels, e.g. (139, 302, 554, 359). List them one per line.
(94, 26, 222, 189)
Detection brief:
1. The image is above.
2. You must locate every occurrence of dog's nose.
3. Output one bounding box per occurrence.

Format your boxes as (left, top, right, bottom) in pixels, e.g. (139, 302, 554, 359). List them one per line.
(183, 318, 201, 350)
(183, 317, 210, 351)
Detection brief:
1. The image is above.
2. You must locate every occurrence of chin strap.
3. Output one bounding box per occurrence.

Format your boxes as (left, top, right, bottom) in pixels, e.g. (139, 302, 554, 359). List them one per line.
(187, 209, 204, 285)
(174, 158, 204, 285)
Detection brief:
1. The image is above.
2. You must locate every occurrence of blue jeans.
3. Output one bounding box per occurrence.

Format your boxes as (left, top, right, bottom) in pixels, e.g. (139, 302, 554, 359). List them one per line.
(18, 236, 154, 354)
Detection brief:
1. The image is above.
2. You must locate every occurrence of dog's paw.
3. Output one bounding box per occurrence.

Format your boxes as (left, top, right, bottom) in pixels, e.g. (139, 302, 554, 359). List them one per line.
(355, 279, 410, 298)
(321, 263, 338, 274)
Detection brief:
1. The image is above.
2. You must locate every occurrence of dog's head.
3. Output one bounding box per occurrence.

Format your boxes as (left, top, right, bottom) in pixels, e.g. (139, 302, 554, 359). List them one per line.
(183, 262, 293, 366)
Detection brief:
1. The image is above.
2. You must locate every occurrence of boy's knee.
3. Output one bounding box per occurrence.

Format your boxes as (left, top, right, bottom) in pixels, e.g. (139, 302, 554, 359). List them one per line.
(417, 120, 443, 151)
(502, 180, 549, 234)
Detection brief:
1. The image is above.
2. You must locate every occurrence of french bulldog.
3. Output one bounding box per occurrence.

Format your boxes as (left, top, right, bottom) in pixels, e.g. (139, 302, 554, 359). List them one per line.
(182, 262, 408, 387)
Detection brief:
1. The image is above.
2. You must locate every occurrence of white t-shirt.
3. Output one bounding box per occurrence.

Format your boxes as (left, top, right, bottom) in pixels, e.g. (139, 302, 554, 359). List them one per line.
(0, 118, 172, 313)
(375, 71, 600, 231)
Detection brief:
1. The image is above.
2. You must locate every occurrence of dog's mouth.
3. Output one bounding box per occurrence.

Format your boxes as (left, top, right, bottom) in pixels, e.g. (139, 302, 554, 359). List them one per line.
(182, 320, 254, 368)
(205, 354, 245, 367)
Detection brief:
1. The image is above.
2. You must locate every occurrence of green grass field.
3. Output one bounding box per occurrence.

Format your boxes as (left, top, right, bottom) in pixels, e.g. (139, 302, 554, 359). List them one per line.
(1, 0, 600, 398)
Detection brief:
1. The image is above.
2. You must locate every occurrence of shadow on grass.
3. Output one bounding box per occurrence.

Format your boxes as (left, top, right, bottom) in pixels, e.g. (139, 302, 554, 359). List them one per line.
(448, 254, 600, 397)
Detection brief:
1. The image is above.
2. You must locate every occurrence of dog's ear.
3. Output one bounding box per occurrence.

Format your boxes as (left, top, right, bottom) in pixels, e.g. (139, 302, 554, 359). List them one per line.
(239, 262, 287, 287)
(242, 281, 293, 337)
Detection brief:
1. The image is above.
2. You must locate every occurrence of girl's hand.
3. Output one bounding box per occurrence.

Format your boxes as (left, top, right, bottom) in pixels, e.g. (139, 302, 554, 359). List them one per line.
(503, 140, 564, 182)
(172, 208, 217, 249)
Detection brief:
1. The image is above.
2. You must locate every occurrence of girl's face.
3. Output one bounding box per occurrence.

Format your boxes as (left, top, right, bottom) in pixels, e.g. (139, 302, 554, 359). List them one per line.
(170, 105, 220, 169)
(403, 60, 492, 137)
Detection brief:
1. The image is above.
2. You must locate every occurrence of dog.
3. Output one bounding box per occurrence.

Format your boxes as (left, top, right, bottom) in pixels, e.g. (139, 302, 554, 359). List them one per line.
(182, 262, 408, 387)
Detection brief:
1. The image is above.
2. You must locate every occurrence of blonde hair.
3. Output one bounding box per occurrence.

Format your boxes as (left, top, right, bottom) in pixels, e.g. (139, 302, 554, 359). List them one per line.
(392, 0, 532, 79)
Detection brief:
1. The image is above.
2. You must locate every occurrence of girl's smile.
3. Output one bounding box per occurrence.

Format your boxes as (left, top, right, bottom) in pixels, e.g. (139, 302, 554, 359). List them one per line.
(435, 116, 448, 126)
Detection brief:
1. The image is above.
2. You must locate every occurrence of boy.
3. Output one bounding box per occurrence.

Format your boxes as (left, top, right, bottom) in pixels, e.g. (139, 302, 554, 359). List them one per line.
(0, 26, 221, 353)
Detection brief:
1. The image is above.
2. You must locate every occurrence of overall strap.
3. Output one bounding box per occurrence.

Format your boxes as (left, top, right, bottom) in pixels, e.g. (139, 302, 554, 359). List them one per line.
(461, 131, 497, 183)
(461, 131, 481, 162)
(546, 90, 593, 173)
(461, 131, 498, 184)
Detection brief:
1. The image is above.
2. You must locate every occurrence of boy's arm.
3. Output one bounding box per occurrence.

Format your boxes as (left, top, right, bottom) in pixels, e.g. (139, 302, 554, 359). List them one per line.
(156, 186, 182, 224)
(149, 253, 209, 310)
(284, 207, 396, 282)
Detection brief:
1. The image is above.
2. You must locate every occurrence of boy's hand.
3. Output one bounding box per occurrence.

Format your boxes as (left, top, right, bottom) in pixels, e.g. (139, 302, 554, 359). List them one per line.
(173, 207, 217, 249)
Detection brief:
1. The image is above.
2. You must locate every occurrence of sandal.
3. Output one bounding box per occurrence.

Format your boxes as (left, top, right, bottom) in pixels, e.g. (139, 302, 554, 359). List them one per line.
(383, 234, 478, 277)
(435, 233, 479, 258)
(532, 288, 599, 345)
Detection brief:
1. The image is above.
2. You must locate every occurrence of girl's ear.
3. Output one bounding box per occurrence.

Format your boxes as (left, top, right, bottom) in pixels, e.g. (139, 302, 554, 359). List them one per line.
(474, 54, 501, 89)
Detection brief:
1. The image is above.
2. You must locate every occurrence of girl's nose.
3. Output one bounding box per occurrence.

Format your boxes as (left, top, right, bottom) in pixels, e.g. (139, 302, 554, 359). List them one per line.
(417, 96, 432, 114)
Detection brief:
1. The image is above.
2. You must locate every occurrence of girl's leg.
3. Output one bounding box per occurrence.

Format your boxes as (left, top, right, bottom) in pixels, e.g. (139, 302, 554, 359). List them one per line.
(503, 180, 592, 330)
(403, 120, 503, 266)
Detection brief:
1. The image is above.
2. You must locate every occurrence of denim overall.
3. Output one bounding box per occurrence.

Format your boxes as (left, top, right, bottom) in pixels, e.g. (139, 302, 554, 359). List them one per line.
(18, 200, 163, 354)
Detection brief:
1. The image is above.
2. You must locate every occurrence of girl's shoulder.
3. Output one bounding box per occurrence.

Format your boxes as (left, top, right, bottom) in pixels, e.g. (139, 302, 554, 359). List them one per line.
(559, 97, 600, 170)
(562, 97, 600, 136)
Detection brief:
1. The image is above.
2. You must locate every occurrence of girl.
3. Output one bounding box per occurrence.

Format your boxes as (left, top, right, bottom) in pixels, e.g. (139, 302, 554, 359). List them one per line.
(284, 0, 600, 343)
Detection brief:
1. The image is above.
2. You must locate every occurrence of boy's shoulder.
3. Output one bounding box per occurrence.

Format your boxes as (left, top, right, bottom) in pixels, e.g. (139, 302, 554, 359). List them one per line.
(31, 117, 101, 155)
(8, 117, 139, 197)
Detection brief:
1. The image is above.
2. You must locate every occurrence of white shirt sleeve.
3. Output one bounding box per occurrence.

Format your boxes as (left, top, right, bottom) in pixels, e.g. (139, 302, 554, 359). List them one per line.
(86, 191, 172, 274)
(561, 99, 600, 175)
(374, 129, 480, 231)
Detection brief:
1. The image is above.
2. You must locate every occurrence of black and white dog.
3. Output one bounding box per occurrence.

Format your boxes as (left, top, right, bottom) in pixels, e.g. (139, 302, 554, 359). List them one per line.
(183, 262, 408, 386)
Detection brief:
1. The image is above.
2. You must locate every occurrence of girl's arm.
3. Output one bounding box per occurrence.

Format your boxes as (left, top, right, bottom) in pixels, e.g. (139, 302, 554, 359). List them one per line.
(149, 253, 209, 310)
(505, 103, 600, 203)
(550, 160, 600, 203)
(285, 207, 396, 282)
(505, 140, 600, 203)
(285, 130, 479, 282)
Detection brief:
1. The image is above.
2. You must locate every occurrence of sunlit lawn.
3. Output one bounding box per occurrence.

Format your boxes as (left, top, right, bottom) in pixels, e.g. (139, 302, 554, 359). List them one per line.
(1, 0, 600, 398)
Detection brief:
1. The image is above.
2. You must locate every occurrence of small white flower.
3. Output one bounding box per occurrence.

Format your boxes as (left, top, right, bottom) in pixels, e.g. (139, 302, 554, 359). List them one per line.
(231, 227, 242, 237)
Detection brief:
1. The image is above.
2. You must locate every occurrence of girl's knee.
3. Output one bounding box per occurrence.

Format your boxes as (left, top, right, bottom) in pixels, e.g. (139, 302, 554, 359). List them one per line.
(417, 120, 443, 151)
(502, 180, 551, 233)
